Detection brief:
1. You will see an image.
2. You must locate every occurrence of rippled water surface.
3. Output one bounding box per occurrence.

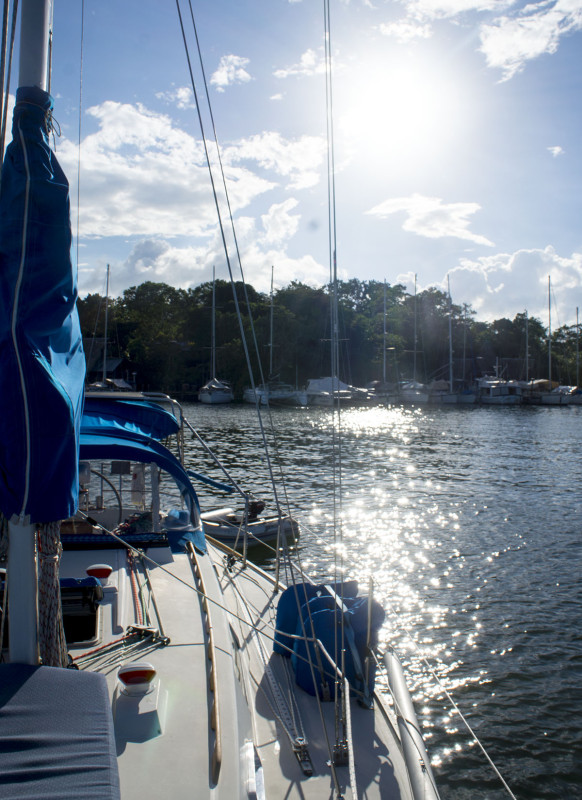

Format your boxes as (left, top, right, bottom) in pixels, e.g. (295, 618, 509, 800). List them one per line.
(182, 402, 582, 799)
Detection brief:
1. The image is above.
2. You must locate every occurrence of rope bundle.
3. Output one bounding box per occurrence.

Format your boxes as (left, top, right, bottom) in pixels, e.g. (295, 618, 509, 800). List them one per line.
(38, 521, 68, 667)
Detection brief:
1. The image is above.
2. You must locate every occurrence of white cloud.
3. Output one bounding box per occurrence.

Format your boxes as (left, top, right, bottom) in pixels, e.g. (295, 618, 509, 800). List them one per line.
(105, 231, 327, 298)
(407, 0, 508, 17)
(223, 131, 326, 190)
(548, 145, 565, 157)
(120, 238, 207, 286)
(415, 246, 582, 324)
(260, 199, 301, 244)
(378, 20, 433, 41)
(57, 101, 275, 240)
(479, 0, 582, 80)
(155, 86, 194, 109)
(56, 101, 326, 298)
(210, 55, 252, 92)
(274, 48, 326, 79)
(367, 194, 494, 247)
(382, 0, 581, 79)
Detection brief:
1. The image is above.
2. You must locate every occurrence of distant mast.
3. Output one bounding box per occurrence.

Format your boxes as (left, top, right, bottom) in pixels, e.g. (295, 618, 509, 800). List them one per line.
(269, 266, 274, 377)
(102, 264, 110, 384)
(211, 266, 216, 380)
(525, 310, 529, 382)
(447, 275, 453, 392)
(577, 307, 580, 387)
(413, 274, 417, 383)
(548, 275, 552, 386)
(383, 280, 387, 384)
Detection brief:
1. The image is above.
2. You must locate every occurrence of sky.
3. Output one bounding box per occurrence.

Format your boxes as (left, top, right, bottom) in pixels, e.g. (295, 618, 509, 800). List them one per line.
(18, 0, 582, 326)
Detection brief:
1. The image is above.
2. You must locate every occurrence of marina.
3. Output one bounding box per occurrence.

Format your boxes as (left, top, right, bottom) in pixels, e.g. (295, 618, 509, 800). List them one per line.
(0, 0, 581, 797)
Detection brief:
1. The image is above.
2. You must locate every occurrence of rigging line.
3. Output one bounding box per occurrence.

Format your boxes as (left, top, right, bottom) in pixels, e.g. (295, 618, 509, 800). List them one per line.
(76, 510, 327, 668)
(74, 0, 85, 274)
(182, 0, 300, 534)
(323, 0, 348, 745)
(186, 418, 300, 564)
(223, 565, 309, 753)
(376, 640, 517, 800)
(184, 0, 267, 395)
(175, 2, 289, 547)
(178, 1, 304, 584)
(73, 632, 160, 670)
(183, 418, 246, 502)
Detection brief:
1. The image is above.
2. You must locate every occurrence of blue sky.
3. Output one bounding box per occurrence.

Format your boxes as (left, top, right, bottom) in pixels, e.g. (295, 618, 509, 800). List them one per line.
(34, 0, 582, 325)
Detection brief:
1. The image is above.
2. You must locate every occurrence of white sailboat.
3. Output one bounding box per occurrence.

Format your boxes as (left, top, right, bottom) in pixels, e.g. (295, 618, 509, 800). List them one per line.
(198, 267, 234, 404)
(0, 4, 440, 800)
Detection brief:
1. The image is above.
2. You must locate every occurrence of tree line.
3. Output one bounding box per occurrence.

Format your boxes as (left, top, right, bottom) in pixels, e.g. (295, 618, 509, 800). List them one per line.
(77, 278, 582, 396)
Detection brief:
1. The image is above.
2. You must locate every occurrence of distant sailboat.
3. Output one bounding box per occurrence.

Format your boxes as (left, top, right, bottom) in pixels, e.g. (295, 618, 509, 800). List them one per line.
(539, 275, 569, 406)
(198, 267, 234, 404)
(430, 276, 459, 404)
(243, 267, 307, 406)
(400, 275, 429, 404)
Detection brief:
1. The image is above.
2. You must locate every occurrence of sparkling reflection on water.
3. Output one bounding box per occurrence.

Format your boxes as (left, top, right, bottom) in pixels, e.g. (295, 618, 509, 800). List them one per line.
(183, 402, 582, 800)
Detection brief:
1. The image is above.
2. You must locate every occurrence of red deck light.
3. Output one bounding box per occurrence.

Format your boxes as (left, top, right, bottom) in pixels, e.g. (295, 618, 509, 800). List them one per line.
(117, 663, 157, 695)
(86, 564, 113, 583)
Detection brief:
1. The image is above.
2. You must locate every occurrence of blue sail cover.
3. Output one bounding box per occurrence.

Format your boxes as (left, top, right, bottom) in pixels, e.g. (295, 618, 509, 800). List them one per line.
(0, 86, 85, 523)
(82, 397, 180, 441)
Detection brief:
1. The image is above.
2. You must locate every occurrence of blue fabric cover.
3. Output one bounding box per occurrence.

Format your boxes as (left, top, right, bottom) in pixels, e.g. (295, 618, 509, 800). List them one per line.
(82, 397, 180, 441)
(0, 86, 85, 523)
(273, 580, 358, 656)
(0, 663, 120, 799)
(80, 429, 206, 553)
(274, 581, 384, 699)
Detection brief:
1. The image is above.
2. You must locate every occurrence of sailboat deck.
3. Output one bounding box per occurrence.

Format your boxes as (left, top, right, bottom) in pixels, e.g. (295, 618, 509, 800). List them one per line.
(209, 547, 415, 799)
(60, 544, 253, 799)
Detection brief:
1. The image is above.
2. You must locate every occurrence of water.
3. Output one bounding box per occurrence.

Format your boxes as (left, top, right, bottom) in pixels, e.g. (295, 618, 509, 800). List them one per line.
(182, 402, 582, 799)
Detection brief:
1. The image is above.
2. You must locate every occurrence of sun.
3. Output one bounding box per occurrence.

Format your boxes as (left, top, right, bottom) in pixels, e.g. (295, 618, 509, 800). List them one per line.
(336, 51, 465, 168)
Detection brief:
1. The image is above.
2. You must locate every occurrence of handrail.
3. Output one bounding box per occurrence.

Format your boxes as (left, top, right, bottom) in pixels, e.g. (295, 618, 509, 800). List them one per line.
(187, 542, 222, 783)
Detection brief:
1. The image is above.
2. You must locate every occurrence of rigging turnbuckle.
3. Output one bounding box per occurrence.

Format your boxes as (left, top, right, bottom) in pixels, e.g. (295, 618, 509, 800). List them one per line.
(332, 739, 349, 767)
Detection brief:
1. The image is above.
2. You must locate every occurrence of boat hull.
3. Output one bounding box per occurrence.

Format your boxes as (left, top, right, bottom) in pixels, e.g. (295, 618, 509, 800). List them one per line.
(198, 389, 234, 404)
(201, 509, 299, 544)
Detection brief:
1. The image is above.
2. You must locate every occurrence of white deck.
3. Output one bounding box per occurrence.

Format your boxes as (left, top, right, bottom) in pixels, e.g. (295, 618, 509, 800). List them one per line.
(57, 538, 431, 799)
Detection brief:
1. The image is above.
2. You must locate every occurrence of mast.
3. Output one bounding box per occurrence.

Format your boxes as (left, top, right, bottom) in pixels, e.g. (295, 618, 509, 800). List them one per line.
(19, 0, 51, 90)
(269, 265, 274, 378)
(447, 275, 453, 392)
(548, 275, 552, 386)
(383, 280, 387, 384)
(413, 274, 417, 383)
(211, 266, 216, 379)
(7, 0, 53, 666)
(525, 310, 529, 382)
(102, 263, 109, 384)
(462, 303, 467, 385)
(577, 307, 579, 387)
